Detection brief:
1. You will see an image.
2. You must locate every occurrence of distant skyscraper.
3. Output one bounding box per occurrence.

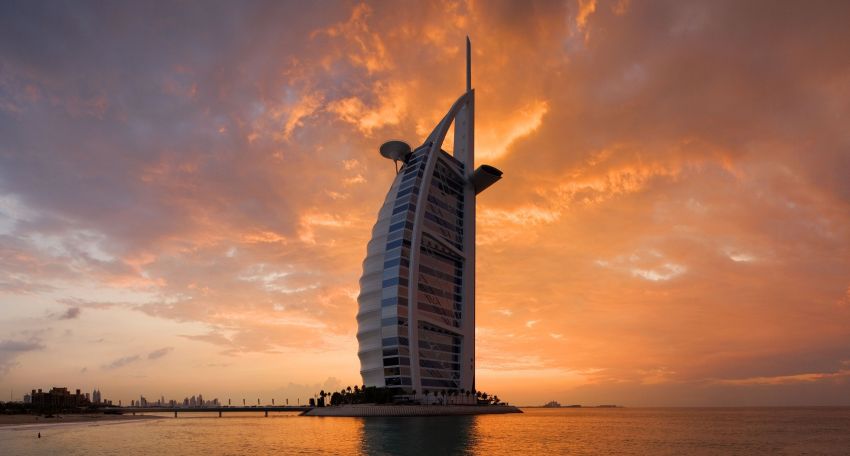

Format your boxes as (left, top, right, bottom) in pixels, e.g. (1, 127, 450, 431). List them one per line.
(356, 38, 502, 393)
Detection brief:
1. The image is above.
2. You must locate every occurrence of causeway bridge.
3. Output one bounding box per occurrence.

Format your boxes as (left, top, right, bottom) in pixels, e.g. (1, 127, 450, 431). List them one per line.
(103, 406, 313, 417)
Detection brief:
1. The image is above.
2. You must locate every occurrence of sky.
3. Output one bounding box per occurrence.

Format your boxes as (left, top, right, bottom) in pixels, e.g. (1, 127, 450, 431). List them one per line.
(1, 0, 849, 407)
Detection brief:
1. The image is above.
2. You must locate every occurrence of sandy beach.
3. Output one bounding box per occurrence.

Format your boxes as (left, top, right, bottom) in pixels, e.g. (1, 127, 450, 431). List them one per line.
(0, 414, 158, 428)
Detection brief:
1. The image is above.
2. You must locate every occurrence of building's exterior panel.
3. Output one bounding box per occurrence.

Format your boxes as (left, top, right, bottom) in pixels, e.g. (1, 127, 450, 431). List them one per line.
(356, 172, 403, 387)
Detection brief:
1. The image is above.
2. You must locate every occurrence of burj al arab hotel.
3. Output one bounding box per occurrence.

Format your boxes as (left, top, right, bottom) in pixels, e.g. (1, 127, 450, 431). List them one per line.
(356, 38, 502, 394)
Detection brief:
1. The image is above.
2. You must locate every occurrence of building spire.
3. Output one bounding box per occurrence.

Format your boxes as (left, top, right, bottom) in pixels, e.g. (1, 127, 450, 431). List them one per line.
(466, 36, 471, 93)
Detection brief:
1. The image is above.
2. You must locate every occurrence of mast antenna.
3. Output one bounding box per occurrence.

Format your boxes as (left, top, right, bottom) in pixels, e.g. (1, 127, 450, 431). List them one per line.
(466, 36, 471, 93)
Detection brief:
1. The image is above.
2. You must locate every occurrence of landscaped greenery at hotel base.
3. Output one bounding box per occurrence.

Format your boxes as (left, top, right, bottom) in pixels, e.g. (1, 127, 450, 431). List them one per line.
(311, 385, 505, 408)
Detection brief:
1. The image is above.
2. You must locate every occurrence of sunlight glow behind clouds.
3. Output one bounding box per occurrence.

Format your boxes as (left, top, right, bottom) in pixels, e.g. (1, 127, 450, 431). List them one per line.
(477, 100, 549, 161)
(632, 263, 686, 282)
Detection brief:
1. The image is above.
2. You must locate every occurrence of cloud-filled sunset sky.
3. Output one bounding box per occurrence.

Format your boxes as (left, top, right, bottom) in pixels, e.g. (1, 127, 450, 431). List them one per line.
(1, 0, 849, 406)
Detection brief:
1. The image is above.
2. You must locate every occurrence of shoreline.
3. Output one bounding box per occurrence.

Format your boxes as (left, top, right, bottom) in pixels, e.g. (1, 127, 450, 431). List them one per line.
(0, 414, 160, 429)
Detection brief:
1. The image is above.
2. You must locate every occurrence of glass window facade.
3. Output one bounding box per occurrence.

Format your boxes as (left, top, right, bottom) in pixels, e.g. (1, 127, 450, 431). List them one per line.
(378, 147, 427, 388)
(375, 147, 468, 391)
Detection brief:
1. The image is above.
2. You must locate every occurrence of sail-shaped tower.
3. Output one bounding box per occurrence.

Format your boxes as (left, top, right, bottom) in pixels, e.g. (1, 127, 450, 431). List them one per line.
(356, 38, 502, 394)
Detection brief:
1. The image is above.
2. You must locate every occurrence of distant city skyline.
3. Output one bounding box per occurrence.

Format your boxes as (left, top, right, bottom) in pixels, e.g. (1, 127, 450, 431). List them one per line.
(1, 1, 850, 407)
(11, 386, 311, 409)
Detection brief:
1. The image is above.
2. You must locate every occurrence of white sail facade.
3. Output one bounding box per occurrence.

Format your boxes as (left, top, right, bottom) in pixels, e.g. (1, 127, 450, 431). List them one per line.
(356, 39, 501, 393)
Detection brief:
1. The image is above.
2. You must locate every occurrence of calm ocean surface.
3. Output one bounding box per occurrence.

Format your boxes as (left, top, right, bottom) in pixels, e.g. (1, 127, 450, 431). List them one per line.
(2, 407, 849, 455)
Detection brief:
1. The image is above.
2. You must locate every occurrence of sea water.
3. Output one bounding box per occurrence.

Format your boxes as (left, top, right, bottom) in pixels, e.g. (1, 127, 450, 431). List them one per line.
(1, 407, 849, 455)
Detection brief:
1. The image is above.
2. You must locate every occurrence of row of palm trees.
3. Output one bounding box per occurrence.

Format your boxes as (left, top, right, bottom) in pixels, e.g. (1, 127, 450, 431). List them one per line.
(412, 389, 501, 405)
(315, 385, 398, 406)
(314, 385, 502, 406)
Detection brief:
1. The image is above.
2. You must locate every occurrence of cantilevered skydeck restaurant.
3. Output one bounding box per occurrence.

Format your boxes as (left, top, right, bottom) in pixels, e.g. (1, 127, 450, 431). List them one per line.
(356, 38, 502, 394)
